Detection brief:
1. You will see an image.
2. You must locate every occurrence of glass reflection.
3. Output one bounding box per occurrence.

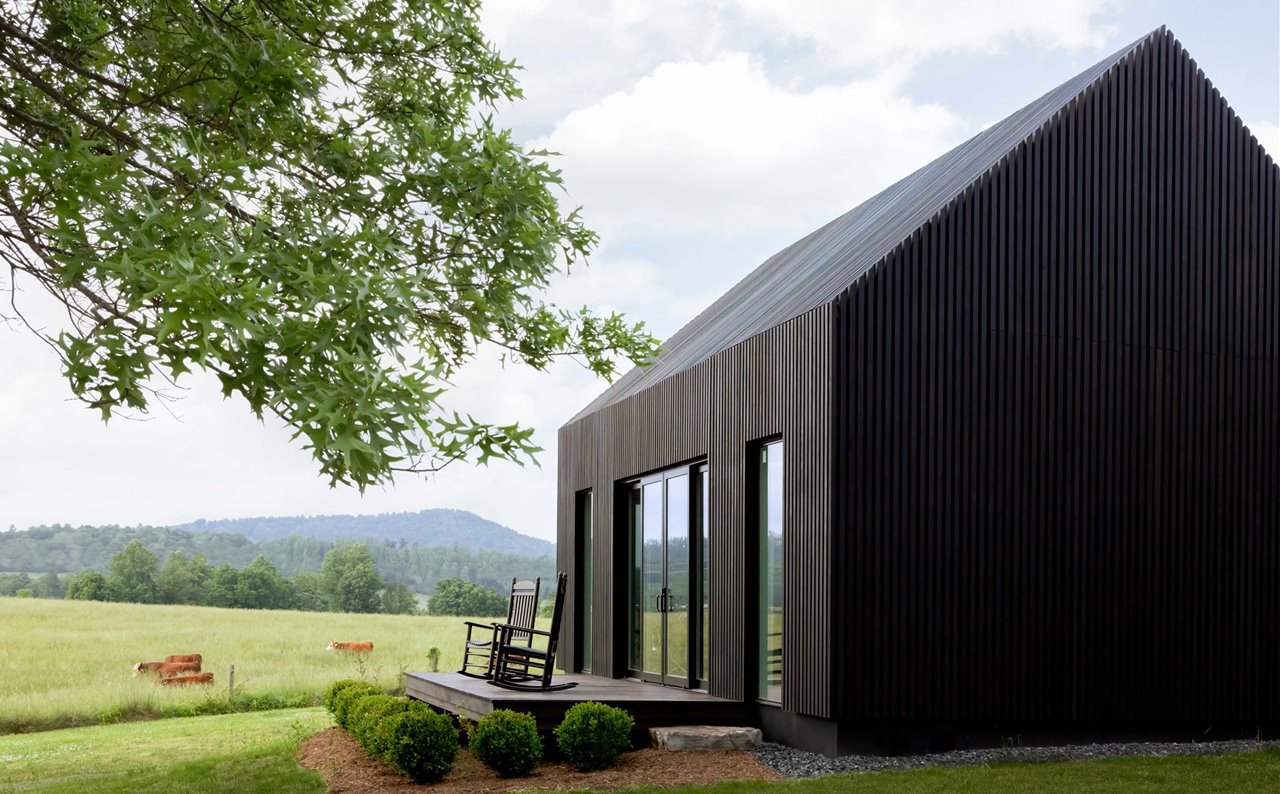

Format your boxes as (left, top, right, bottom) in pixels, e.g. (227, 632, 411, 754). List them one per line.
(758, 441, 784, 703)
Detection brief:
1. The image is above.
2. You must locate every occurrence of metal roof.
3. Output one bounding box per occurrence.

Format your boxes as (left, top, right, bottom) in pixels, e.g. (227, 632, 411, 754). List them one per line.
(570, 28, 1161, 422)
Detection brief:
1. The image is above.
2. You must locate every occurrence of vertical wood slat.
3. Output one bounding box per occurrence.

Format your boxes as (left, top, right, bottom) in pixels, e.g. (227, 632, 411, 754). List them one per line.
(832, 30, 1280, 723)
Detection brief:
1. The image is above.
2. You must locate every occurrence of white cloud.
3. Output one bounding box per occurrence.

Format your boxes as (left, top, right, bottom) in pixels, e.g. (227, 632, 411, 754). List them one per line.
(1248, 120, 1280, 160)
(536, 52, 964, 239)
(479, 0, 729, 134)
(732, 0, 1116, 68)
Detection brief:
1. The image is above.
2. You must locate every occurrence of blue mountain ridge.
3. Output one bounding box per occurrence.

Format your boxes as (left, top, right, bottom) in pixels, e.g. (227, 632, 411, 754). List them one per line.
(179, 508, 554, 557)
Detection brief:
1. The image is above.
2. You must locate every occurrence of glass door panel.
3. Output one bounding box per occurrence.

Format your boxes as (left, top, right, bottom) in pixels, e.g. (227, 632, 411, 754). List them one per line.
(665, 474, 690, 683)
(641, 481, 664, 679)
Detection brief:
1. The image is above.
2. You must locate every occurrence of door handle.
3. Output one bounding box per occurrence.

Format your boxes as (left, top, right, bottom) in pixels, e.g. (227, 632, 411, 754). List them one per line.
(655, 589, 669, 613)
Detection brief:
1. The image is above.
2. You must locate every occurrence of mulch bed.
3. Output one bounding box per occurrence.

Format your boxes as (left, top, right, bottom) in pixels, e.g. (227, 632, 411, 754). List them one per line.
(298, 727, 782, 793)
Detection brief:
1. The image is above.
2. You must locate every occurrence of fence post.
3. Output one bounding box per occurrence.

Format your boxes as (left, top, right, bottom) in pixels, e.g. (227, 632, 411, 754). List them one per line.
(229, 664, 235, 698)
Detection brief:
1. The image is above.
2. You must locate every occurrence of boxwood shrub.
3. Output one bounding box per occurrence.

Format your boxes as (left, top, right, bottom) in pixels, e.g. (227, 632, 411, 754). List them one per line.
(328, 681, 382, 729)
(348, 694, 415, 755)
(554, 701, 633, 771)
(382, 708, 460, 783)
(469, 709, 541, 777)
(322, 680, 364, 714)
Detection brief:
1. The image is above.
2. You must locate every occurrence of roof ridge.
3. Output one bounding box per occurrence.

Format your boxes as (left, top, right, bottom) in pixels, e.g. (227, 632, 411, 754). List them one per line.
(568, 27, 1171, 423)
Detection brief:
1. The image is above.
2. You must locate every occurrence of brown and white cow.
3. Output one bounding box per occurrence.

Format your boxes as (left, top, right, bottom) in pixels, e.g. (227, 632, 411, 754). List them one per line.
(158, 672, 214, 686)
(133, 661, 201, 677)
(326, 641, 373, 653)
(163, 654, 202, 666)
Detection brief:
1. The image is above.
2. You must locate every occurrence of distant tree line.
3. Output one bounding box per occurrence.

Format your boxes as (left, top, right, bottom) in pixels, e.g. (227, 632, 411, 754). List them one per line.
(0, 525, 554, 599)
(0, 571, 63, 599)
(50, 540, 418, 614)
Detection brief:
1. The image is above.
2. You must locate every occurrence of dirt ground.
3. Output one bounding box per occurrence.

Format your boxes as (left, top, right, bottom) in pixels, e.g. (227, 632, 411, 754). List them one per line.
(297, 726, 782, 793)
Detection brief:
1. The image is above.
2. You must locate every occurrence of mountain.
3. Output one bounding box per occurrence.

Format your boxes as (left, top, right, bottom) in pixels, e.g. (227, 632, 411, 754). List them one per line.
(179, 508, 554, 557)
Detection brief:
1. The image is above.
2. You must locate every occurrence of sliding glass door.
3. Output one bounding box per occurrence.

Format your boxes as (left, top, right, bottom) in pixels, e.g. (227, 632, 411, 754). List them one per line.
(629, 463, 708, 689)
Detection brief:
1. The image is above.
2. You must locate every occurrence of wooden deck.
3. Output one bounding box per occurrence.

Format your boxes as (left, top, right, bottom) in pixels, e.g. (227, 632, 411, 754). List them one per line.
(404, 672, 749, 729)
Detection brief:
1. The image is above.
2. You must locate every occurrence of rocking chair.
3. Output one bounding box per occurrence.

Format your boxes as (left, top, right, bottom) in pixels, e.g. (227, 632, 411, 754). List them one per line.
(489, 572, 578, 692)
(458, 577, 540, 679)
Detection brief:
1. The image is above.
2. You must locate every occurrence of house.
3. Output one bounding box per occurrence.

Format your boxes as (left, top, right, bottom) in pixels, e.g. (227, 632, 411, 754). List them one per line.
(555, 27, 1280, 754)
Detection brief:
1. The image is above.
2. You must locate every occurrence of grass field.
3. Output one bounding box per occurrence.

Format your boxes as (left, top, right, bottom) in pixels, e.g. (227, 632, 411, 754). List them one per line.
(0, 597, 473, 733)
(0, 708, 328, 793)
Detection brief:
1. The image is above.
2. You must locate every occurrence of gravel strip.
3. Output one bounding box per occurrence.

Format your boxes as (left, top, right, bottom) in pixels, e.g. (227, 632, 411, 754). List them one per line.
(750, 739, 1279, 779)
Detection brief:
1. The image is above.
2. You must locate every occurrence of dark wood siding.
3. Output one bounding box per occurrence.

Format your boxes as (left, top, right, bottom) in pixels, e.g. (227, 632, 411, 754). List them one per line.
(558, 307, 833, 718)
(833, 31, 1280, 723)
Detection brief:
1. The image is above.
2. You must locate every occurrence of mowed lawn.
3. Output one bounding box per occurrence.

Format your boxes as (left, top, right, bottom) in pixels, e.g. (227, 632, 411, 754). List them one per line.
(0, 598, 470, 732)
(0, 708, 1276, 794)
(0, 708, 329, 793)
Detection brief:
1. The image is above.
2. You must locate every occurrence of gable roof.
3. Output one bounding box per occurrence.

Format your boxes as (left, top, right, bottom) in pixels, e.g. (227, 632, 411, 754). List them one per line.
(571, 28, 1163, 422)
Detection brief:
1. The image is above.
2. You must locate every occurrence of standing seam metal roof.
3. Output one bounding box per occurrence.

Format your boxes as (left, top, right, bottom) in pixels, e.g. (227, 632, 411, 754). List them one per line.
(569, 28, 1161, 422)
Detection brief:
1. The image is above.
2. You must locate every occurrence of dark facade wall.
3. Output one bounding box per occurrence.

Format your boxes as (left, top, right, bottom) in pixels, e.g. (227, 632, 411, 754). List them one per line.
(834, 31, 1280, 723)
(557, 306, 833, 717)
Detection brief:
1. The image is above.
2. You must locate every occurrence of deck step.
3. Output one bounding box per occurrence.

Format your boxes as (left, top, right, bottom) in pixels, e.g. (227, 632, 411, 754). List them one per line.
(650, 725, 762, 751)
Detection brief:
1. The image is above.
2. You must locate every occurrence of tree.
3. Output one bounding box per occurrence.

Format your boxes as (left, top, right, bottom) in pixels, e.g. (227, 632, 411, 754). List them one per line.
(427, 577, 506, 617)
(33, 571, 63, 599)
(291, 571, 328, 612)
(234, 555, 293, 609)
(106, 540, 158, 603)
(380, 581, 418, 615)
(0, 572, 31, 596)
(0, 2, 658, 489)
(321, 544, 382, 613)
(157, 551, 212, 605)
(206, 563, 241, 608)
(65, 570, 110, 601)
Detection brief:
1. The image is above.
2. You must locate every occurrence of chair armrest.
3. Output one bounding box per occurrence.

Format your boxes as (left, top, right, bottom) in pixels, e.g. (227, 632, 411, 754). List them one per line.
(491, 622, 550, 637)
(462, 621, 499, 630)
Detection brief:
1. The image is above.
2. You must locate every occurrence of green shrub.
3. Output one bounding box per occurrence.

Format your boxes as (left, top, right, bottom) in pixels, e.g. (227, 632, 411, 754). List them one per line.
(358, 697, 430, 759)
(369, 700, 434, 758)
(382, 708, 459, 783)
(554, 701, 633, 771)
(323, 680, 363, 714)
(469, 709, 542, 777)
(329, 682, 382, 728)
(347, 694, 402, 749)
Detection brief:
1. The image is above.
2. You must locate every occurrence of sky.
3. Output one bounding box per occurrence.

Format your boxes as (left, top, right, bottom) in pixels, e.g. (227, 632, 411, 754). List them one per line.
(1, 1, 1277, 543)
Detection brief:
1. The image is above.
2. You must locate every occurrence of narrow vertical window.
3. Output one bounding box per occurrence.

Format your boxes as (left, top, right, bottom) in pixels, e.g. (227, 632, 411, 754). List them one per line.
(576, 490, 593, 672)
(697, 466, 710, 688)
(758, 440, 784, 703)
(629, 487, 644, 672)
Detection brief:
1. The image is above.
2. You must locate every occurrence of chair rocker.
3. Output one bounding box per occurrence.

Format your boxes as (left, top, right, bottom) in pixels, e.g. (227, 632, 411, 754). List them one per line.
(458, 577, 539, 679)
(489, 572, 577, 692)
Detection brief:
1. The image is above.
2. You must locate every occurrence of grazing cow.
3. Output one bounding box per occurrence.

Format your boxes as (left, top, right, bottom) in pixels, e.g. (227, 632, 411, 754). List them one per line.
(164, 654, 202, 666)
(326, 641, 373, 653)
(132, 661, 201, 677)
(158, 672, 214, 686)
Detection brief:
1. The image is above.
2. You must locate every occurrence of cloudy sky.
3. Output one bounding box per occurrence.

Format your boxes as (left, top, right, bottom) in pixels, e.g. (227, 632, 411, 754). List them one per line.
(2, 1, 1277, 543)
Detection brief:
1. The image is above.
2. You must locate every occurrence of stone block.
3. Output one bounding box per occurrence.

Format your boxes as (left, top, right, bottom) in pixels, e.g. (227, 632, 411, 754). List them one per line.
(650, 725, 763, 751)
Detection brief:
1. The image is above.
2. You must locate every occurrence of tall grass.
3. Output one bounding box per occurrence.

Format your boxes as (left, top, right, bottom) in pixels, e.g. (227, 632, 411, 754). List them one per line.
(0, 598, 472, 733)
